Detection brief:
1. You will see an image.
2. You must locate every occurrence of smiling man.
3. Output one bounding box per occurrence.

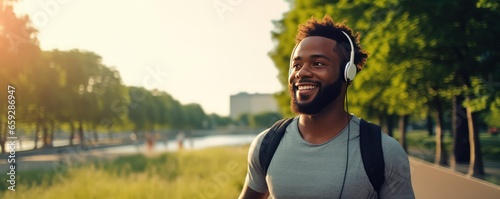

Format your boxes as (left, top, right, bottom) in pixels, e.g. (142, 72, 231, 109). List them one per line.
(239, 15, 415, 199)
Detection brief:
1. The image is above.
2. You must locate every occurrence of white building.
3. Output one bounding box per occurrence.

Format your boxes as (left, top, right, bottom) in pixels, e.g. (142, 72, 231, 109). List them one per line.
(230, 92, 279, 119)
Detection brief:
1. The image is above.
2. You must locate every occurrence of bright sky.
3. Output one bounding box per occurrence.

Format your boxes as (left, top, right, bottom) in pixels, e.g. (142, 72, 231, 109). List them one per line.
(14, 0, 290, 117)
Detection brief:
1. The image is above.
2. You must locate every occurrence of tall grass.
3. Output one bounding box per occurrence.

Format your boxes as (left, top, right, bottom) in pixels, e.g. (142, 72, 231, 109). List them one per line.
(1, 146, 249, 199)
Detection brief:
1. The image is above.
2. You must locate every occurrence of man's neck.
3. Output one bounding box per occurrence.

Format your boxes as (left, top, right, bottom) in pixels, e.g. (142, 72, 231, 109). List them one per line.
(297, 101, 351, 144)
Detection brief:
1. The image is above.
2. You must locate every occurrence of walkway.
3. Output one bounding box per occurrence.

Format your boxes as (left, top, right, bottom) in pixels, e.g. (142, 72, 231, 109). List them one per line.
(410, 157, 500, 199)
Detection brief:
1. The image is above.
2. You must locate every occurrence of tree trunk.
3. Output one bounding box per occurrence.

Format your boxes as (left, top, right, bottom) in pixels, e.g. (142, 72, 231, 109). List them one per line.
(398, 115, 409, 152)
(466, 106, 485, 177)
(48, 120, 55, 147)
(434, 98, 448, 166)
(452, 96, 470, 164)
(34, 122, 40, 149)
(93, 129, 99, 143)
(78, 120, 84, 145)
(386, 114, 395, 137)
(69, 122, 75, 145)
(0, 118, 5, 154)
(426, 114, 434, 136)
(42, 125, 50, 148)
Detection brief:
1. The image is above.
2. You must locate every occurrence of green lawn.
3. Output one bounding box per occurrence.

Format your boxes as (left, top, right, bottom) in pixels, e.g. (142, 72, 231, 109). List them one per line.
(0, 146, 249, 199)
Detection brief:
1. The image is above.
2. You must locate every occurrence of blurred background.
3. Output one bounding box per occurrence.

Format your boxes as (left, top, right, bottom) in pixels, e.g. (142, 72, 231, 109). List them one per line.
(0, 0, 499, 198)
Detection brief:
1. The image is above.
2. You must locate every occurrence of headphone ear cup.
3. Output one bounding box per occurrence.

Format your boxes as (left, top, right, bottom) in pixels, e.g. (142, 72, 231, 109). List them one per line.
(344, 62, 357, 82)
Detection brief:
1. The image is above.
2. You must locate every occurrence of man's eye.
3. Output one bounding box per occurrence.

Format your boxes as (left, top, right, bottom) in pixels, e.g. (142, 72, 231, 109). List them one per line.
(292, 63, 301, 69)
(313, 62, 325, 66)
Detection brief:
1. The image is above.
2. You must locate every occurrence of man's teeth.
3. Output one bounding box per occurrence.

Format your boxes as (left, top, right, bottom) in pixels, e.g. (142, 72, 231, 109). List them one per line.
(298, 85, 317, 90)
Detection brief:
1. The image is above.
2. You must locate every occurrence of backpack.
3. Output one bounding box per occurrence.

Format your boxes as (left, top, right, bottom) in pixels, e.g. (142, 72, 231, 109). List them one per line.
(258, 117, 386, 195)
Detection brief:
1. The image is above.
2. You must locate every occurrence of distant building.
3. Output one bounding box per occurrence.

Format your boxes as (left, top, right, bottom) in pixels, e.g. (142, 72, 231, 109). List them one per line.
(230, 92, 279, 119)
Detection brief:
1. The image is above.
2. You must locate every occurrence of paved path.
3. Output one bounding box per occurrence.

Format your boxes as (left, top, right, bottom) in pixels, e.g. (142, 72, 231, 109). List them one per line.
(410, 157, 500, 199)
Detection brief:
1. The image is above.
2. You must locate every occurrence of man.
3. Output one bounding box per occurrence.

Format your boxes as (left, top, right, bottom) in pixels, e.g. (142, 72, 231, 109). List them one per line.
(239, 15, 415, 199)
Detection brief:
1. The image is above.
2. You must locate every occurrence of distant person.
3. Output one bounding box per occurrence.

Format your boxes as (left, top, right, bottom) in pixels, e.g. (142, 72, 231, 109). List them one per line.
(239, 15, 415, 199)
(176, 131, 185, 150)
(145, 132, 155, 152)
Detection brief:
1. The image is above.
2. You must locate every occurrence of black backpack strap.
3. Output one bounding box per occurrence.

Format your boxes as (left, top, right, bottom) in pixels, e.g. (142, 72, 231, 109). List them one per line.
(359, 119, 385, 196)
(259, 118, 294, 175)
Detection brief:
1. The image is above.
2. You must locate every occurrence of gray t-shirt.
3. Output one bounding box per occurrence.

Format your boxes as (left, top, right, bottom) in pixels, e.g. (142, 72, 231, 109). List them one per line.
(244, 116, 415, 199)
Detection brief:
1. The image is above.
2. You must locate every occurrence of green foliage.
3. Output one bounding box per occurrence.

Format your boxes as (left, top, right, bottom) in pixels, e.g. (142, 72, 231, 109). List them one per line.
(128, 86, 151, 131)
(236, 113, 252, 127)
(402, 130, 500, 164)
(182, 103, 208, 129)
(127, 87, 209, 131)
(206, 113, 234, 128)
(0, 0, 41, 151)
(484, 98, 500, 127)
(234, 111, 283, 128)
(251, 111, 283, 128)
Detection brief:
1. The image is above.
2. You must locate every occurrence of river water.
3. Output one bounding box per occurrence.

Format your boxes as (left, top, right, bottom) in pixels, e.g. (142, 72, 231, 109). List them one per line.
(101, 134, 257, 154)
(7, 134, 258, 154)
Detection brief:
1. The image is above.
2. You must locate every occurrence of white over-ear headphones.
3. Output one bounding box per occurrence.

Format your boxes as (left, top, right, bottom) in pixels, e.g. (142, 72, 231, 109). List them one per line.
(288, 31, 356, 82)
(341, 31, 356, 82)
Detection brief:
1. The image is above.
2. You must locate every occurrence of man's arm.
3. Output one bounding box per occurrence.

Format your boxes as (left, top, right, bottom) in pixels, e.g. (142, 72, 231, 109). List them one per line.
(239, 129, 271, 198)
(379, 134, 416, 199)
(239, 186, 269, 199)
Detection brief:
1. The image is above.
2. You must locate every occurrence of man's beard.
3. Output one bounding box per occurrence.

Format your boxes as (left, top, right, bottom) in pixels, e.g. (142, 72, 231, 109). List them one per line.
(290, 77, 343, 115)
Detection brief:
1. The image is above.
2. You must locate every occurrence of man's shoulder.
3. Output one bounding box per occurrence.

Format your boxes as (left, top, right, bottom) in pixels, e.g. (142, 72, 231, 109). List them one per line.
(250, 128, 270, 151)
(380, 133, 404, 151)
(250, 117, 298, 150)
(380, 133, 410, 165)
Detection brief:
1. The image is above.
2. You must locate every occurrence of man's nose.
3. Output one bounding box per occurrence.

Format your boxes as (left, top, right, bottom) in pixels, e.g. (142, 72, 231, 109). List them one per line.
(295, 64, 313, 79)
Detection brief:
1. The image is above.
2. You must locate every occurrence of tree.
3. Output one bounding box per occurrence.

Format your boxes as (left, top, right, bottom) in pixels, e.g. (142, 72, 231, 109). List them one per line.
(206, 113, 234, 129)
(400, 0, 500, 176)
(252, 111, 282, 128)
(0, 0, 40, 153)
(128, 86, 152, 133)
(87, 65, 128, 142)
(182, 103, 207, 129)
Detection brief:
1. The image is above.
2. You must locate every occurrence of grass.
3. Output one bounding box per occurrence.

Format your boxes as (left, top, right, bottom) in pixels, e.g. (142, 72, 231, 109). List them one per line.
(0, 146, 249, 199)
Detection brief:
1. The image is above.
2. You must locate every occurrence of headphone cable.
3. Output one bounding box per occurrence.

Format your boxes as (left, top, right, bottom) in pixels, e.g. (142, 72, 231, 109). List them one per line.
(338, 80, 351, 199)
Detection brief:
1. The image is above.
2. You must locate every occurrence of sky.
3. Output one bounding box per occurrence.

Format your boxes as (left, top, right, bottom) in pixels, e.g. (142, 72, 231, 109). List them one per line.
(14, 0, 290, 117)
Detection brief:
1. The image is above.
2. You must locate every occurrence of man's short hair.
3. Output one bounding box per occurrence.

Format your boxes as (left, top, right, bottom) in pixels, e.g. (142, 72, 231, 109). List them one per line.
(295, 15, 368, 71)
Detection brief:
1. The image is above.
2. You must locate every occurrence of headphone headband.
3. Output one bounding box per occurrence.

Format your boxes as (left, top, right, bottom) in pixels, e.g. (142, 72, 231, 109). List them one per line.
(341, 31, 356, 82)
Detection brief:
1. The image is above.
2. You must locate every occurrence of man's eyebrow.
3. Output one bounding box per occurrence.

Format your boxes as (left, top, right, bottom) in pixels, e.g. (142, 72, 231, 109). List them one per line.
(292, 54, 331, 61)
(310, 54, 331, 61)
